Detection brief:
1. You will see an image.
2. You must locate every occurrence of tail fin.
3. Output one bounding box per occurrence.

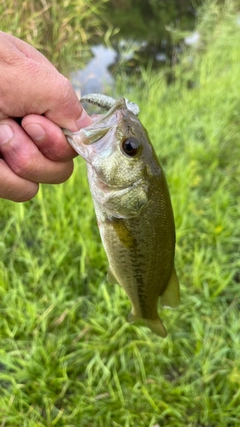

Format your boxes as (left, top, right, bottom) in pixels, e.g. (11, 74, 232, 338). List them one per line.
(128, 312, 167, 338)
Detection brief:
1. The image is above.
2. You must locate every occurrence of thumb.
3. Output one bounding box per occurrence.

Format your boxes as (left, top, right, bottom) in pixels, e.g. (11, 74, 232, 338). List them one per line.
(0, 32, 92, 131)
(43, 73, 92, 131)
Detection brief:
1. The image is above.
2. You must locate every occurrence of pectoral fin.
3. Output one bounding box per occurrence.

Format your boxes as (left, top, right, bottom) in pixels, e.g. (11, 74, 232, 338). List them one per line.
(112, 220, 136, 248)
(160, 266, 180, 308)
(128, 312, 167, 338)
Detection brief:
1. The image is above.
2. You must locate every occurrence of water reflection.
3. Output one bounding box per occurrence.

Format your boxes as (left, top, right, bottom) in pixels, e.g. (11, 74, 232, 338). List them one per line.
(71, 30, 200, 95)
(71, 45, 117, 96)
(70, 0, 199, 95)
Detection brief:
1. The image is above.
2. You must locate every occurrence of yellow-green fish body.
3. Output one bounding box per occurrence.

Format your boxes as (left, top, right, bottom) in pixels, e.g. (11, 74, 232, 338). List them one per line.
(65, 98, 179, 337)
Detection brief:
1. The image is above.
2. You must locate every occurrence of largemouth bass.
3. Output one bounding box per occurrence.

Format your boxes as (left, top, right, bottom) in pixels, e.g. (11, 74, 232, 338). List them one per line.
(64, 97, 180, 337)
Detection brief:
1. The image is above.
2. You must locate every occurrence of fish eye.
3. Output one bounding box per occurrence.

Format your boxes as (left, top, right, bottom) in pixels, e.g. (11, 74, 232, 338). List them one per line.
(122, 137, 140, 157)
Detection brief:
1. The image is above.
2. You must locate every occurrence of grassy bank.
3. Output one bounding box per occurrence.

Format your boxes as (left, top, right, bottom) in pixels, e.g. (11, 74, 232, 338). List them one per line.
(1, 1, 240, 426)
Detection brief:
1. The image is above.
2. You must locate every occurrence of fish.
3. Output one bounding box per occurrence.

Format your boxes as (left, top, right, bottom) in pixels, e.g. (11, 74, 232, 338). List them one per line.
(64, 97, 180, 337)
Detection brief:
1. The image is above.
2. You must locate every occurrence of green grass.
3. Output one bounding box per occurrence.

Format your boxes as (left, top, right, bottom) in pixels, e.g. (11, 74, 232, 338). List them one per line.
(1, 1, 240, 426)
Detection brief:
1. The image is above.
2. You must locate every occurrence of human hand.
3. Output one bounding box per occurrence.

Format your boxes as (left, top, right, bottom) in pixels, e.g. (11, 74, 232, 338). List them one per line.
(0, 31, 92, 202)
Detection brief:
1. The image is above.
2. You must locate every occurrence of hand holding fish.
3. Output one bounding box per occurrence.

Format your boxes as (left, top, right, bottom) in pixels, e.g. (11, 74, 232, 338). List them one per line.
(0, 31, 91, 202)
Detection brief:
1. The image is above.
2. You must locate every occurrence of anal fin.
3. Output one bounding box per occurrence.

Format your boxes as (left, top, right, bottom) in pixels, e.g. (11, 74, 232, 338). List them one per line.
(160, 266, 180, 308)
(107, 267, 118, 285)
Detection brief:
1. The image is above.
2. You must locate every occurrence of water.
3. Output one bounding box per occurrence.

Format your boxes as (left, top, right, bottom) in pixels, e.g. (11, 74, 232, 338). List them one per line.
(71, 31, 200, 96)
(71, 45, 117, 96)
(70, 1, 199, 95)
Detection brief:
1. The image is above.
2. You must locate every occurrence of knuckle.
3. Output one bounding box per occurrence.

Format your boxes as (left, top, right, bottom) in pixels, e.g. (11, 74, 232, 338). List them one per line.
(59, 76, 78, 107)
(12, 153, 34, 177)
(61, 75, 73, 93)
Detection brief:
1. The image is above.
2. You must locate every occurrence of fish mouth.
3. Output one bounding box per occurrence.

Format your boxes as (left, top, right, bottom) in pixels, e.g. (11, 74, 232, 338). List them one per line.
(63, 98, 129, 161)
(63, 126, 112, 162)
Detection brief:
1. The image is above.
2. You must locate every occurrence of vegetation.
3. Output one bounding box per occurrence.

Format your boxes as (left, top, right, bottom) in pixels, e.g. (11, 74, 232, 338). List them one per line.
(107, 0, 199, 42)
(0, 0, 110, 73)
(1, 1, 240, 426)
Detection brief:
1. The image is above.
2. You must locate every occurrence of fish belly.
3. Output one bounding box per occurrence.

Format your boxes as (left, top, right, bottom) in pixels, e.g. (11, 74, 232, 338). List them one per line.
(94, 190, 177, 337)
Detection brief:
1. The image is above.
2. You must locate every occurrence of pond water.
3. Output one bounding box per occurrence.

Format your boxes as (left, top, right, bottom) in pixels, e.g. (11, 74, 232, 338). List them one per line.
(71, 0, 198, 94)
(71, 45, 117, 96)
(71, 34, 199, 95)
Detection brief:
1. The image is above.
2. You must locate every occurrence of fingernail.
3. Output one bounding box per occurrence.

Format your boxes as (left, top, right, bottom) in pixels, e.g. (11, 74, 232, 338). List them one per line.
(24, 123, 46, 141)
(75, 109, 92, 130)
(0, 124, 14, 145)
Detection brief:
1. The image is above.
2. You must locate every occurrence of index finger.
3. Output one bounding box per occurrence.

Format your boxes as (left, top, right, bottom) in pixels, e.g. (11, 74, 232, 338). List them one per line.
(22, 114, 78, 161)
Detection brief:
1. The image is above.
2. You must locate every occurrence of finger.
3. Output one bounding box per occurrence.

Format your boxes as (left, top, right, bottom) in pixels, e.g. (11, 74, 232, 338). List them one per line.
(22, 114, 77, 161)
(0, 120, 74, 184)
(0, 32, 92, 131)
(0, 158, 38, 202)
